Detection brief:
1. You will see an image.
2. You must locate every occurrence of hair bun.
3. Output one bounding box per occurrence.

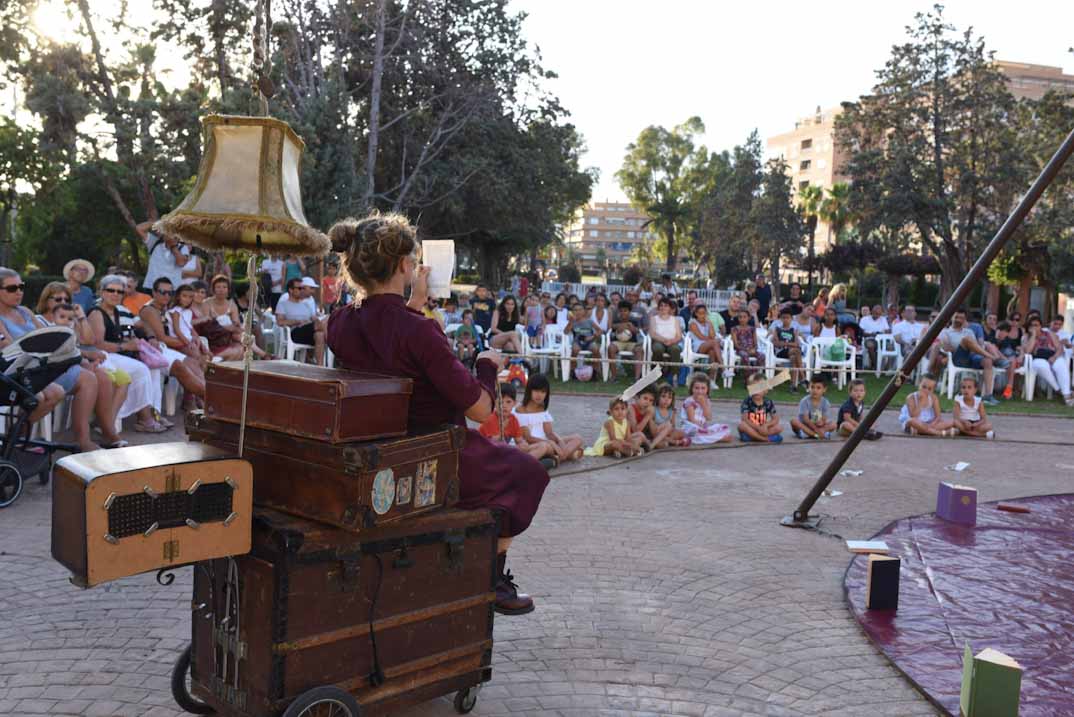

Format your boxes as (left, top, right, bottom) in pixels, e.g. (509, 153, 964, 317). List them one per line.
(328, 217, 359, 253)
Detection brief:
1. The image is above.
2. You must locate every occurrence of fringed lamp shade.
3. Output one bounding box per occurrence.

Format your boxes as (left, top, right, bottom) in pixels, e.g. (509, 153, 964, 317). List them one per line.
(153, 115, 329, 257)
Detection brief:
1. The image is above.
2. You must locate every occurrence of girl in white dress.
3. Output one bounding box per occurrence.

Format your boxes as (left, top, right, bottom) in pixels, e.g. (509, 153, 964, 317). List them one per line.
(953, 375, 994, 439)
(513, 374, 584, 463)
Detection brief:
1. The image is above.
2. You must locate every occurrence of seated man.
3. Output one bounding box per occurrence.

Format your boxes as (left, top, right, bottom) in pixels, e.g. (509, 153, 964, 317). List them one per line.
(137, 277, 207, 400)
(858, 304, 890, 368)
(276, 277, 326, 364)
(929, 308, 1006, 406)
(891, 305, 923, 357)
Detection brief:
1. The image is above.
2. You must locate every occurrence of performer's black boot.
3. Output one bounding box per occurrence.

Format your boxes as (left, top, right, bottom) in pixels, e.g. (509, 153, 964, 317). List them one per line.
(494, 553, 535, 615)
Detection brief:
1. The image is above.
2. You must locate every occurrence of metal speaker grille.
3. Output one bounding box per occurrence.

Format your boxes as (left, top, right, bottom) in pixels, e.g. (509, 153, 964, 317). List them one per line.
(107, 483, 234, 539)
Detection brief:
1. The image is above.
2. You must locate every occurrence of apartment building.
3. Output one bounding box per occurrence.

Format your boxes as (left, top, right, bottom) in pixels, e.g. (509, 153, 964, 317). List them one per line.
(995, 60, 1074, 101)
(563, 201, 657, 274)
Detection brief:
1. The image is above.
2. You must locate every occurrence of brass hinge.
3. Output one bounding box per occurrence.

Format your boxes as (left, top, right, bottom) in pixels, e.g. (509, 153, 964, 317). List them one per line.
(163, 540, 180, 562)
(165, 471, 181, 494)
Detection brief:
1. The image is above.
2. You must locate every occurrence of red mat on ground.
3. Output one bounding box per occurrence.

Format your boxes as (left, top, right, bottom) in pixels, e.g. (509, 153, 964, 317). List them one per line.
(844, 493, 1074, 716)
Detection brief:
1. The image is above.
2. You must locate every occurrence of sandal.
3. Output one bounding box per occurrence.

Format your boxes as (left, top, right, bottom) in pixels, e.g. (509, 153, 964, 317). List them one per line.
(134, 420, 168, 434)
(102, 439, 130, 449)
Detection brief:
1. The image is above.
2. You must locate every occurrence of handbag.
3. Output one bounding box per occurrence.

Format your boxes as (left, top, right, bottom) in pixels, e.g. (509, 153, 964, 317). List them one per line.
(137, 339, 170, 369)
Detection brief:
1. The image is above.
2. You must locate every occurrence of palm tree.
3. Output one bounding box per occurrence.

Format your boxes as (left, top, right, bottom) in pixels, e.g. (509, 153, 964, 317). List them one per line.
(797, 184, 824, 293)
(819, 182, 852, 245)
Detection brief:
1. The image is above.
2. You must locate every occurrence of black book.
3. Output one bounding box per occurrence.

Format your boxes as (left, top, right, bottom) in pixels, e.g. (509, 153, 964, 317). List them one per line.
(866, 554, 900, 610)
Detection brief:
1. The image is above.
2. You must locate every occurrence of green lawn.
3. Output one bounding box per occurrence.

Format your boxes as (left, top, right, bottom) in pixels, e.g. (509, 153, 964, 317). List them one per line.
(546, 371, 1074, 418)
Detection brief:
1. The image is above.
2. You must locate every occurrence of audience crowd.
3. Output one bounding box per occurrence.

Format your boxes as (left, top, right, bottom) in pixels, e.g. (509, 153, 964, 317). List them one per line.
(6, 236, 1071, 457)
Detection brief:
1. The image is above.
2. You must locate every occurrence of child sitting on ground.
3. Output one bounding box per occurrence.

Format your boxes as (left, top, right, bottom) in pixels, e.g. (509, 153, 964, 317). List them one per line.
(953, 375, 995, 439)
(791, 374, 838, 439)
(585, 397, 647, 458)
(679, 372, 732, 444)
(513, 373, 585, 463)
(838, 378, 882, 440)
(454, 309, 479, 366)
(629, 385, 658, 450)
(652, 384, 690, 447)
(478, 383, 558, 465)
(739, 372, 783, 443)
(898, 373, 955, 436)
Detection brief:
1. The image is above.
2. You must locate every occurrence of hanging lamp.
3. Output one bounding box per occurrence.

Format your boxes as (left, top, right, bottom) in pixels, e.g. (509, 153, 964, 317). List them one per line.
(151, 114, 329, 256)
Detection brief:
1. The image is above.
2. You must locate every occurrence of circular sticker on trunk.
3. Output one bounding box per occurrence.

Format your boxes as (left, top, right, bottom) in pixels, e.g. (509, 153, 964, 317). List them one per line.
(371, 469, 396, 515)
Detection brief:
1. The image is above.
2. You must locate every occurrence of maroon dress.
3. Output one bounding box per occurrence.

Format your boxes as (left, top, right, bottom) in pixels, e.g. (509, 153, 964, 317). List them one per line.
(327, 294, 549, 537)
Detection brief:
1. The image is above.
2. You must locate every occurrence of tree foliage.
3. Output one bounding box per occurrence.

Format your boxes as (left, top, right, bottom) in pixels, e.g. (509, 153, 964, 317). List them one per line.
(835, 4, 1019, 300)
(0, 0, 592, 282)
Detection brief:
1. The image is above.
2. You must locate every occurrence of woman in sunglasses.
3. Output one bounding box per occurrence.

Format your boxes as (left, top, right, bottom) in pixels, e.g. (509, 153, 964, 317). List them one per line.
(87, 274, 168, 433)
(0, 269, 105, 452)
(35, 282, 129, 447)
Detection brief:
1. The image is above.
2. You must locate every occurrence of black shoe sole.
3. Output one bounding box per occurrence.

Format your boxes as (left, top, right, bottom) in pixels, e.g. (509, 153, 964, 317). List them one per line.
(494, 602, 536, 616)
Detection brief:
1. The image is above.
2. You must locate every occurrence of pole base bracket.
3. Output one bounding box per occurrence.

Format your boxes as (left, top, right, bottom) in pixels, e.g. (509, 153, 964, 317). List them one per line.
(780, 514, 822, 530)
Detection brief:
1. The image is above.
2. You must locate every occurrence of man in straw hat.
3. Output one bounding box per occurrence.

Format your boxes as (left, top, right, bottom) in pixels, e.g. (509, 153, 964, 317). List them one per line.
(63, 259, 96, 313)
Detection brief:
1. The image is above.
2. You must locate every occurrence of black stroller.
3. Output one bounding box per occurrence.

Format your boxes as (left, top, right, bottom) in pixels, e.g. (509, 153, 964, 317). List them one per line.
(0, 326, 82, 508)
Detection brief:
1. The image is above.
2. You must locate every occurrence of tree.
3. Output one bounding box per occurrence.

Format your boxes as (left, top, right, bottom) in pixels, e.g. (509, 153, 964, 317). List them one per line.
(616, 117, 713, 272)
(819, 182, 852, 245)
(796, 184, 824, 293)
(0, 119, 58, 266)
(834, 5, 1019, 300)
(750, 158, 802, 301)
(696, 132, 762, 285)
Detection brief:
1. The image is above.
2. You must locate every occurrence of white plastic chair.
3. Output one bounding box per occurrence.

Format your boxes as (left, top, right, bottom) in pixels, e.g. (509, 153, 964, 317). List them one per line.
(528, 325, 569, 379)
(809, 336, 857, 389)
(758, 330, 790, 380)
(941, 349, 984, 400)
(874, 334, 902, 378)
(278, 325, 315, 363)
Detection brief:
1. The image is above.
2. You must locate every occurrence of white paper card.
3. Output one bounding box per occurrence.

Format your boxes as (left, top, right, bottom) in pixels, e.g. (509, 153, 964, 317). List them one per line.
(422, 240, 455, 298)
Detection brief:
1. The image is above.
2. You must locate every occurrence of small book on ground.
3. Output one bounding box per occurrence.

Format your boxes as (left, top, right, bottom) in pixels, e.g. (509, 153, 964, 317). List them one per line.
(937, 481, 977, 525)
(846, 540, 889, 554)
(960, 643, 1022, 717)
(865, 554, 900, 610)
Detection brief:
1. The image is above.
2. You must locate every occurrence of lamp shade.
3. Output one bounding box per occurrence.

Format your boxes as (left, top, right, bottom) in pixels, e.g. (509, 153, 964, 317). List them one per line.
(153, 115, 329, 256)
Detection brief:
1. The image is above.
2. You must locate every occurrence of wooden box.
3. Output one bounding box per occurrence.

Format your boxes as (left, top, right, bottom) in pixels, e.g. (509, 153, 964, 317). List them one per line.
(190, 507, 496, 716)
(51, 443, 252, 588)
(204, 360, 413, 443)
(187, 411, 463, 532)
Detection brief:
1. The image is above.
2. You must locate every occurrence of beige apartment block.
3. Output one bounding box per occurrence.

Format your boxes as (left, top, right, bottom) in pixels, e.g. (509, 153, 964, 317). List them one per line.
(995, 60, 1074, 101)
(563, 201, 658, 274)
(766, 105, 847, 252)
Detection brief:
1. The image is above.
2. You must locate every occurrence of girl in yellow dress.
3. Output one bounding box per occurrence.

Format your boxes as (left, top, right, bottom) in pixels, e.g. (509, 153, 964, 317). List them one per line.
(586, 397, 647, 458)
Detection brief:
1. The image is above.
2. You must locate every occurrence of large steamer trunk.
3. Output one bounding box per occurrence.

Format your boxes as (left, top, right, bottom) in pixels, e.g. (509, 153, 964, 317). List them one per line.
(190, 507, 497, 716)
(204, 361, 413, 443)
(186, 411, 463, 531)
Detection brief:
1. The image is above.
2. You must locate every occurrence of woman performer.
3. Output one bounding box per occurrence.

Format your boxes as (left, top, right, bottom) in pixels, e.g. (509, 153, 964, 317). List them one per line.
(326, 213, 548, 616)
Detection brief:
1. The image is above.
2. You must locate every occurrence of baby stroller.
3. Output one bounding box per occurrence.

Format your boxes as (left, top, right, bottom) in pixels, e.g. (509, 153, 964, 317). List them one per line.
(0, 326, 82, 508)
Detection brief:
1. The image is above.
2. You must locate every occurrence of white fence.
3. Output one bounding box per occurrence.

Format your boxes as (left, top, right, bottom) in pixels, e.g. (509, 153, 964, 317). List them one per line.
(538, 281, 734, 310)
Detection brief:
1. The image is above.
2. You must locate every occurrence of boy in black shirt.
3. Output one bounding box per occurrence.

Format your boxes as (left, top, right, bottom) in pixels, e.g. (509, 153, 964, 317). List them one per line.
(739, 373, 783, 443)
(470, 283, 495, 334)
(837, 378, 882, 440)
(770, 307, 804, 390)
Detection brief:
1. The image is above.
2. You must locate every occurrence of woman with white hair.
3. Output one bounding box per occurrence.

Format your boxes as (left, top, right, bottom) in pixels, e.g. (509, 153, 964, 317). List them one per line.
(87, 274, 168, 433)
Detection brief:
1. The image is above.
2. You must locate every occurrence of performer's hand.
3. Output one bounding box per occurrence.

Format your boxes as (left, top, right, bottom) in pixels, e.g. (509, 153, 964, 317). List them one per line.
(407, 266, 432, 310)
(476, 350, 506, 370)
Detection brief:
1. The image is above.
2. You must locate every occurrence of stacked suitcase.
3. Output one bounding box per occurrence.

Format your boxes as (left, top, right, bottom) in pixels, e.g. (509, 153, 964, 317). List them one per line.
(183, 361, 496, 716)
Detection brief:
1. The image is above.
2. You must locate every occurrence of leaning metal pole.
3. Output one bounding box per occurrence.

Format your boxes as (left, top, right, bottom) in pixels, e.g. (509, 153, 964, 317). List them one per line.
(784, 126, 1074, 528)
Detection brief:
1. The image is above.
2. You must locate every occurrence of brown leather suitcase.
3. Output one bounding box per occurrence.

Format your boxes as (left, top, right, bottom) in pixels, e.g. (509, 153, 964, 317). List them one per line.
(189, 507, 496, 716)
(186, 411, 463, 532)
(204, 360, 412, 443)
(51, 443, 253, 588)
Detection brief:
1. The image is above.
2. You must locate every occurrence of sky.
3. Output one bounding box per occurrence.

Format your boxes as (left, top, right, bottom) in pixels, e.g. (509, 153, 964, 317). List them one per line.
(510, 0, 1074, 202)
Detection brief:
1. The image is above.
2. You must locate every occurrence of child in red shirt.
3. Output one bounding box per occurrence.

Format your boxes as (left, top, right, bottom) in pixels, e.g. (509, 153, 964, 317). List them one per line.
(479, 383, 557, 465)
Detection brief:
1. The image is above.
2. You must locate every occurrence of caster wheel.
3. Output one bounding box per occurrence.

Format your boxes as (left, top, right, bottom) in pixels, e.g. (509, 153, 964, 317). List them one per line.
(171, 644, 214, 714)
(454, 686, 479, 714)
(283, 686, 362, 717)
(0, 461, 24, 509)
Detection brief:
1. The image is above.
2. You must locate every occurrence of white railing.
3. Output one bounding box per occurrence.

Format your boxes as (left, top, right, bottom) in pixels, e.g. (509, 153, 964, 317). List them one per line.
(539, 282, 733, 310)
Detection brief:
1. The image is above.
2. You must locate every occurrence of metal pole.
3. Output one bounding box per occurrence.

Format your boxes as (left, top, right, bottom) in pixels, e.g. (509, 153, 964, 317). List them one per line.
(784, 125, 1074, 527)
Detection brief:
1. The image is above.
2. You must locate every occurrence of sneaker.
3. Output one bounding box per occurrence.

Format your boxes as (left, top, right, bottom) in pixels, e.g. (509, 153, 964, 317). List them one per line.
(985, 430, 995, 440)
(946, 428, 958, 437)
(864, 430, 883, 441)
(982, 395, 1000, 407)
(768, 434, 783, 444)
(793, 429, 806, 440)
(1002, 384, 1013, 399)
(824, 431, 832, 440)
(494, 556, 534, 616)
(538, 457, 557, 470)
